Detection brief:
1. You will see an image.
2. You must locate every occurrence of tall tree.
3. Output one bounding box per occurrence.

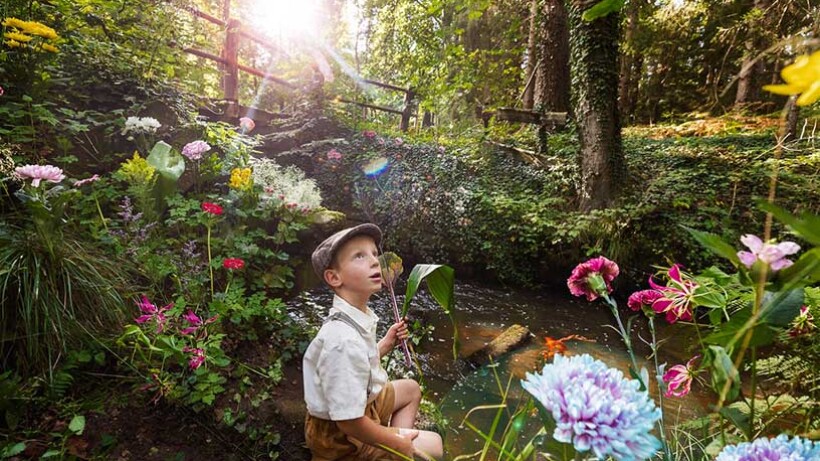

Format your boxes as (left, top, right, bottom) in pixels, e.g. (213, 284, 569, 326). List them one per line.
(568, 0, 624, 210)
(735, 0, 772, 107)
(534, 0, 570, 113)
(618, 0, 641, 121)
(523, 0, 539, 109)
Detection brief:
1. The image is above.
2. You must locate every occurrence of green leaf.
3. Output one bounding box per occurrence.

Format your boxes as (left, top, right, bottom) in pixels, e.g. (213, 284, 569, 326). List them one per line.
(1, 442, 25, 457)
(582, 0, 625, 21)
(704, 307, 777, 348)
(684, 227, 740, 265)
(147, 141, 185, 216)
(693, 285, 726, 309)
(777, 248, 820, 288)
(719, 405, 751, 436)
(709, 346, 740, 401)
(41, 449, 62, 458)
(759, 289, 804, 327)
(757, 201, 820, 245)
(402, 264, 458, 359)
(69, 414, 86, 435)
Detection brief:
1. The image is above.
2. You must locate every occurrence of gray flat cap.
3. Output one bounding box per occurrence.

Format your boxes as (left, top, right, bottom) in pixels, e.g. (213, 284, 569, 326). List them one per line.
(311, 223, 382, 278)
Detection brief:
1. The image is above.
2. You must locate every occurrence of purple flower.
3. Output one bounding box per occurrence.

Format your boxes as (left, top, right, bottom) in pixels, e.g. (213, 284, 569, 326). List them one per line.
(14, 164, 65, 187)
(567, 256, 619, 301)
(183, 346, 206, 370)
(134, 295, 172, 333)
(716, 434, 820, 460)
(522, 354, 661, 460)
(737, 234, 800, 271)
(180, 310, 218, 335)
(181, 140, 211, 161)
(662, 355, 699, 398)
(394, 137, 404, 146)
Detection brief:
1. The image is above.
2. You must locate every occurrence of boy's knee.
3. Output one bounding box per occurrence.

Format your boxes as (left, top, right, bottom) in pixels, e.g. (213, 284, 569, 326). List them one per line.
(409, 379, 422, 402)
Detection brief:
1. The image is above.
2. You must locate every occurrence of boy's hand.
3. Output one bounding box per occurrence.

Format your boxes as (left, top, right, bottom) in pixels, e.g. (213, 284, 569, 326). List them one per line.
(384, 318, 410, 349)
(394, 429, 418, 457)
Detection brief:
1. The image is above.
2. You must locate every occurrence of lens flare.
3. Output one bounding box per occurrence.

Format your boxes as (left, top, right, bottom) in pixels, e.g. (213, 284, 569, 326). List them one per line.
(362, 157, 389, 177)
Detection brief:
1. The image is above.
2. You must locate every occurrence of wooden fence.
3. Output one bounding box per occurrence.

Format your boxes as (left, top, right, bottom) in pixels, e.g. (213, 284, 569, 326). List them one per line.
(181, 6, 416, 130)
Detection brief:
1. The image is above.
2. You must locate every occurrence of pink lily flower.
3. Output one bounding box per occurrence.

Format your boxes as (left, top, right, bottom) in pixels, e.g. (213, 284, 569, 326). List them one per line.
(663, 355, 700, 397)
(183, 346, 206, 370)
(180, 310, 218, 335)
(567, 256, 619, 302)
(134, 295, 172, 333)
(648, 264, 698, 323)
(737, 234, 800, 271)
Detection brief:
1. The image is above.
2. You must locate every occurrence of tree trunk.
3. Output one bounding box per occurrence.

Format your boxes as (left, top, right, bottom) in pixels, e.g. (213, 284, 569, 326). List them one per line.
(534, 0, 570, 113)
(568, 0, 624, 211)
(618, 0, 640, 121)
(523, 0, 539, 109)
(735, 0, 770, 107)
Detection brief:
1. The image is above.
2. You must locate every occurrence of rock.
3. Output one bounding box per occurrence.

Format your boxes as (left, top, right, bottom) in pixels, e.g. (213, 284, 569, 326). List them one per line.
(468, 324, 531, 364)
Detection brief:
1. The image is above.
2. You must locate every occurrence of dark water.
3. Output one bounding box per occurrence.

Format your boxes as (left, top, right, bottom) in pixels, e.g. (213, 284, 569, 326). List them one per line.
(287, 283, 709, 457)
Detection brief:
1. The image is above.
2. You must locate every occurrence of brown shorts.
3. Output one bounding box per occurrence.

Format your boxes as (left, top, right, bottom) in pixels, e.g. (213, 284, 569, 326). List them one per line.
(305, 382, 404, 461)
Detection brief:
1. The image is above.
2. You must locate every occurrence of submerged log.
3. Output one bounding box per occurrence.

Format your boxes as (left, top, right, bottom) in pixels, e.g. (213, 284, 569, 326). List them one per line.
(468, 324, 532, 364)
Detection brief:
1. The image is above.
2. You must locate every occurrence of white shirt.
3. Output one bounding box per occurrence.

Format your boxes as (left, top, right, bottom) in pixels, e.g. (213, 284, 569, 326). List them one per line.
(303, 295, 389, 420)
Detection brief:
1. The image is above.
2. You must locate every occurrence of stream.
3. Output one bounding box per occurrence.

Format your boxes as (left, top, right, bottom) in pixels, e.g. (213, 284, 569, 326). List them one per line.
(287, 282, 710, 458)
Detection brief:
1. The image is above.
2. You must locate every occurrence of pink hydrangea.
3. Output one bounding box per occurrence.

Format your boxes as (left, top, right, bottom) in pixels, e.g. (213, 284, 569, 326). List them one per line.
(239, 117, 255, 133)
(181, 140, 211, 161)
(737, 234, 800, 271)
(662, 355, 699, 397)
(567, 256, 619, 301)
(14, 164, 65, 187)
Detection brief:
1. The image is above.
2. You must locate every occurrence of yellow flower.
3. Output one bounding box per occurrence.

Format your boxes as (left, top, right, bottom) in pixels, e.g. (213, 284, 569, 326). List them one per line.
(3, 39, 22, 48)
(4, 32, 32, 42)
(2, 17, 58, 40)
(40, 43, 58, 53)
(117, 151, 157, 185)
(763, 50, 820, 106)
(2, 17, 28, 29)
(229, 167, 253, 191)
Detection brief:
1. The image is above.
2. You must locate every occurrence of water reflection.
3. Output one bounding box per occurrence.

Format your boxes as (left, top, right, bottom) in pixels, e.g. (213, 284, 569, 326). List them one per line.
(287, 282, 710, 457)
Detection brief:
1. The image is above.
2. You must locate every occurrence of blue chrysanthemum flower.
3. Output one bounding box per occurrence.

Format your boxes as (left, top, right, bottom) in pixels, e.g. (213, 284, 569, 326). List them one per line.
(521, 354, 661, 461)
(716, 434, 820, 460)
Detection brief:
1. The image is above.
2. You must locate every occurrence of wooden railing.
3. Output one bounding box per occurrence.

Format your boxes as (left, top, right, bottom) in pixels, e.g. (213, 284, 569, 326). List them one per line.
(181, 5, 416, 130)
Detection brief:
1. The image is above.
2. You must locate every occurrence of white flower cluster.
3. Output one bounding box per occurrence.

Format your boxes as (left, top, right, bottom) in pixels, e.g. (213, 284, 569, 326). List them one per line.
(250, 158, 323, 210)
(122, 116, 161, 135)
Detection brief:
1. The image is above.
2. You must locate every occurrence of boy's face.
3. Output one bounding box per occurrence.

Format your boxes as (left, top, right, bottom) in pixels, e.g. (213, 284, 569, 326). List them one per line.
(324, 235, 382, 296)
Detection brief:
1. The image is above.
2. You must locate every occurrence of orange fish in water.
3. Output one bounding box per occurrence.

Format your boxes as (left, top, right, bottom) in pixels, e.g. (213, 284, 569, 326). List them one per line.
(541, 335, 594, 361)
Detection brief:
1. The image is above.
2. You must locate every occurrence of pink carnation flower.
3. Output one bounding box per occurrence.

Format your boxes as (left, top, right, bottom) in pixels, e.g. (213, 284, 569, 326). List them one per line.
(73, 174, 101, 187)
(627, 289, 663, 313)
(15, 164, 65, 187)
(662, 355, 699, 398)
(737, 234, 800, 271)
(239, 117, 255, 133)
(181, 140, 211, 161)
(567, 256, 619, 301)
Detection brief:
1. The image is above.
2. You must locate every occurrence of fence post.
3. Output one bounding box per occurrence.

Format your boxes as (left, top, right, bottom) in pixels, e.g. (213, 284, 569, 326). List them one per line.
(399, 87, 415, 132)
(223, 18, 240, 117)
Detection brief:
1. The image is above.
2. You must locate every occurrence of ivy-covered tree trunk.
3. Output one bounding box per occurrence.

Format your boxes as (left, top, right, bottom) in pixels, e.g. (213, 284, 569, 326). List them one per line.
(618, 0, 641, 121)
(568, 0, 624, 211)
(534, 0, 570, 113)
(735, 0, 771, 107)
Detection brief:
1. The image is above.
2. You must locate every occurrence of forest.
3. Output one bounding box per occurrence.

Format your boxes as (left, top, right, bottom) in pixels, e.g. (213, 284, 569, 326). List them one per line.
(1, 0, 819, 459)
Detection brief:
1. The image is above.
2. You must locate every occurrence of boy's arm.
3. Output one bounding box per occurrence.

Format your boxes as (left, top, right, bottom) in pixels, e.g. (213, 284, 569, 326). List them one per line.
(336, 416, 415, 457)
(378, 319, 409, 358)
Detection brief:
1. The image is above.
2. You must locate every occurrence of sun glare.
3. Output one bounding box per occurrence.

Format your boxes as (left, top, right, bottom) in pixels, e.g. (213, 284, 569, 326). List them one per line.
(250, 0, 321, 40)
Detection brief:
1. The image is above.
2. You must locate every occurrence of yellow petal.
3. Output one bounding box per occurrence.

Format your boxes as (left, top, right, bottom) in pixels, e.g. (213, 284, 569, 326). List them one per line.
(796, 80, 820, 106)
(763, 84, 803, 96)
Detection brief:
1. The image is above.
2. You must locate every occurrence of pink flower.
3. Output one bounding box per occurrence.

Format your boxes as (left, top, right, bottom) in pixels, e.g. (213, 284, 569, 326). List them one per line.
(183, 346, 206, 370)
(627, 289, 663, 313)
(438, 146, 446, 153)
(181, 140, 211, 161)
(0, 86, 4, 96)
(363, 130, 376, 138)
(662, 355, 699, 397)
(394, 137, 404, 146)
(567, 256, 619, 301)
(180, 310, 218, 335)
(222, 258, 245, 270)
(648, 264, 698, 323)
(73, 174, 100, 187)
(326, 149, 342, 161)
(14, 164, 65, 187)
(789, 306, 816, 338)
(201, 202, 223, 215)
(134, 295, 172, 333)
(737, 234, 800, 271)
(239, 117, 255, 133)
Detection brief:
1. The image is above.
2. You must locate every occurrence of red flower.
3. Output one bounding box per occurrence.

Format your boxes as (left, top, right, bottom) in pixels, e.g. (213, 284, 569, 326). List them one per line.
(201, 202, 223, 215)
(627, 289, 663, 313)
(567, 256, 619, 301)
(223, 258, 245, 270)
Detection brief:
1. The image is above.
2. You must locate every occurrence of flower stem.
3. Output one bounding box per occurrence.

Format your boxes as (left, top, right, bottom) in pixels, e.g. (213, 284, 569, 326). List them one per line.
(207, 224, 214, 297)
(648, 317, 671, 461)
(386, 278, 412, 367)
(94, 194, 108, 232)
(605, 295, 639, 379)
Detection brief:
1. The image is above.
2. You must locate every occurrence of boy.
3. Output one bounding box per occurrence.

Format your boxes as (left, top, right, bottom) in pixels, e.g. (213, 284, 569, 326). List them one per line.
(303, 223, 444, 461)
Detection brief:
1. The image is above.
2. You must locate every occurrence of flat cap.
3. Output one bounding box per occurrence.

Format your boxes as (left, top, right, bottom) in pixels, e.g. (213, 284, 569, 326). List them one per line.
(311, 223, 382, 279)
